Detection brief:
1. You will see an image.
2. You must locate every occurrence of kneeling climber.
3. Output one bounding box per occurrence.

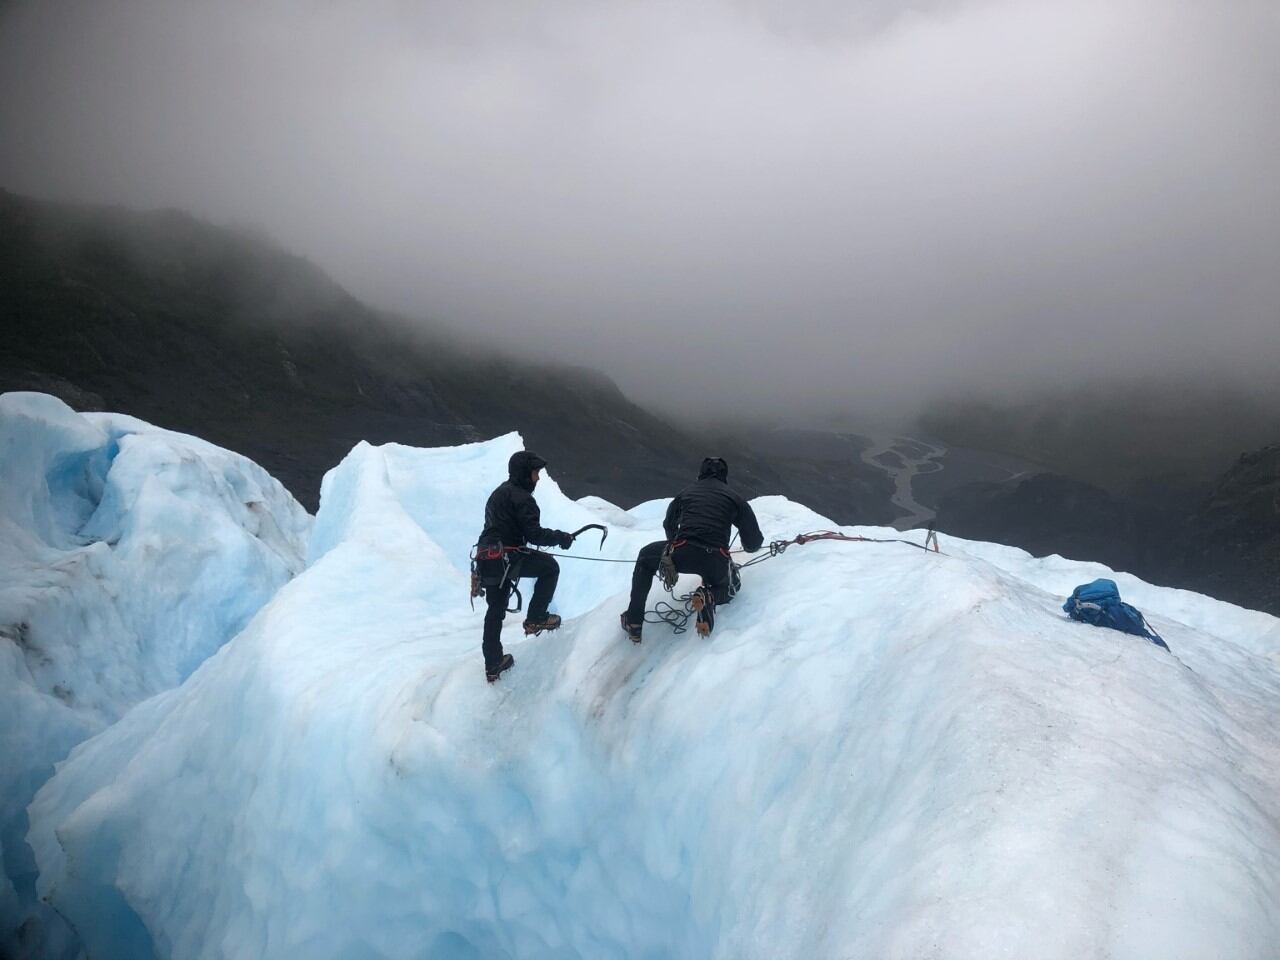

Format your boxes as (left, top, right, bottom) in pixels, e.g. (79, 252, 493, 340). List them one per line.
(474, 451, 575, 682)
(621, 457, 763, 642)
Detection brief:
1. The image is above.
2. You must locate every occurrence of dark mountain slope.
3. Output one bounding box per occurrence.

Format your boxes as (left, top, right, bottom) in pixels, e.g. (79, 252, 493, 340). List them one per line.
(1183, 445, 1280, 614)
(935, 459, 1280, 616)
(1, 189, 896, 521)
(922, 386, 1280, 615)
(918, 388, 1280, 492)
(935, 473, 1187, 577)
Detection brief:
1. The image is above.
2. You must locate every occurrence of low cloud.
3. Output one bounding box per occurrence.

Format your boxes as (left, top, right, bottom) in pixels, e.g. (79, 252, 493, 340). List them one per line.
(2, 0, 1277, 422)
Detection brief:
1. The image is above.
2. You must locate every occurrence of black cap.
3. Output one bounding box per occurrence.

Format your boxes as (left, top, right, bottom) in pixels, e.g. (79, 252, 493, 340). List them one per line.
(698, 457, 728, 482)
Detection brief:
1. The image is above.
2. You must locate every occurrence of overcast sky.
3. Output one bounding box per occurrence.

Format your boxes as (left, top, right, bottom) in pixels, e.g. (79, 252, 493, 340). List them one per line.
(2, 0, 1277, 422)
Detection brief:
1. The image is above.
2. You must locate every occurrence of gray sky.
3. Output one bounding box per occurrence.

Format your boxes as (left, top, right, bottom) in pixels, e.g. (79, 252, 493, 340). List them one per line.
(2, 0, 1278, 422)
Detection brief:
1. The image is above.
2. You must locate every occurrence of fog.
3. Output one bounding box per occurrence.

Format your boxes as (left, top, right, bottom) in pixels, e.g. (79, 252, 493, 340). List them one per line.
(2, 0, 1277, 423)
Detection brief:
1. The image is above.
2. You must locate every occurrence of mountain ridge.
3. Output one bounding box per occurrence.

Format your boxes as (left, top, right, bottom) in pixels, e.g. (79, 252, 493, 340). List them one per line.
(0, 188, 897, 522)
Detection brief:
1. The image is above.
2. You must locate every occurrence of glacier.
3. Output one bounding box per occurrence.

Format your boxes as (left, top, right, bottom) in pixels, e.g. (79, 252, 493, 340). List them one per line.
(0, 393, 311, 957)
(6, 407, 1280, 958)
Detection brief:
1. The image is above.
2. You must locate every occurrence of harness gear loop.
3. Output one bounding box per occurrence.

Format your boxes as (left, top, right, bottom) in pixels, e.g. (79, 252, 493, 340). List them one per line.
(658, 540, 685, 590)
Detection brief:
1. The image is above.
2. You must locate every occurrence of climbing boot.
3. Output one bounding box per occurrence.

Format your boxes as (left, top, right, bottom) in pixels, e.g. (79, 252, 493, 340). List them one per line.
(620, 613, 643, 644)
(486, 653, 515, 683)
(523, 613, 562, 636)
(690, 587, 715, 637)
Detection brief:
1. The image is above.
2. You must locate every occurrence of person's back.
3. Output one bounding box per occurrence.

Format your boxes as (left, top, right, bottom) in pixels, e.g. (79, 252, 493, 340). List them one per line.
(664, 458, 763, 552)
(622, 457, 763, 641)
(481, 480, 538, 548)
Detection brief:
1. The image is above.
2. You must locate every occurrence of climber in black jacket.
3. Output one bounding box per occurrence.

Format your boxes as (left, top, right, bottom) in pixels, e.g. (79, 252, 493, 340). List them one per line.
(621, 457, 763, 642)
(475, 450, 574, 682)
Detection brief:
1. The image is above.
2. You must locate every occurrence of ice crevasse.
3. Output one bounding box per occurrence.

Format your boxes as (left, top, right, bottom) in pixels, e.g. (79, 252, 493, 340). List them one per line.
(22, 427, 1280, 959)
(0, 392, 312, 955)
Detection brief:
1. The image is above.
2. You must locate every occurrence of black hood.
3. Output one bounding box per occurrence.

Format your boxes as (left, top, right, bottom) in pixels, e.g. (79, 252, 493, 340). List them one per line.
(508, 450, 548, 491)
(697, 457, 729, 483)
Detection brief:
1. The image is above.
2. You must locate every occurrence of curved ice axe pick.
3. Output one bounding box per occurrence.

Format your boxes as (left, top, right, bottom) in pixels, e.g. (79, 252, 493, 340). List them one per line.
(569, 523, 608, 550)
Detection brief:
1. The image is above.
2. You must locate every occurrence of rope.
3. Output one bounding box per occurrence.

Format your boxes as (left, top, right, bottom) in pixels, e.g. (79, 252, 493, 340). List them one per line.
(644, 593, 700, 634)
(548, 552, 635, 563)
(732, 529, 942, 569)
(514, 528, 941, 631)
(544, 528, 940, 566)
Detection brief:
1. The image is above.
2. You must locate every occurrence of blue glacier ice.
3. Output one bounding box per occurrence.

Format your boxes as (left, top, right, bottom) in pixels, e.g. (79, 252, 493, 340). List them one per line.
(0, 393, 311, 957)
(10, 411, 1280, 958)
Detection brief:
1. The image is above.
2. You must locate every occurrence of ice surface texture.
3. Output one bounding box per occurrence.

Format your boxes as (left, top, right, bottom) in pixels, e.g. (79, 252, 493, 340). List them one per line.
(23, 429, 1280, 959)
(0, 393, 311, 955)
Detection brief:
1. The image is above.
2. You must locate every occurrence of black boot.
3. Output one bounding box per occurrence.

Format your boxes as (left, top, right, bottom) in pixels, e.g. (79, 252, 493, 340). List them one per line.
(523, 613, 562, 636)
(486, 653, 515, 683)
(620, 612, 643, 643)
(690, 587, 715, 637)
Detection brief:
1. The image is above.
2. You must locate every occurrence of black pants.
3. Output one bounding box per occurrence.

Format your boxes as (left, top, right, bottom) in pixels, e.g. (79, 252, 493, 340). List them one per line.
(482, 550, 559, 672)
(625, 541, 731, 625)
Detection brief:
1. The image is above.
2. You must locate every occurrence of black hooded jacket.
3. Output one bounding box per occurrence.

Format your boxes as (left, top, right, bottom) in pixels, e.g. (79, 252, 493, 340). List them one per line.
(480, 451, 572, 549)
(663, 458, 764, 552)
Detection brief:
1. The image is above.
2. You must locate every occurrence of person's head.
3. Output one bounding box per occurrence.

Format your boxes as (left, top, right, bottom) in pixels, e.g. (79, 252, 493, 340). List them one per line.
(508, 450, 548, 492)
(698, 457, 729, 482)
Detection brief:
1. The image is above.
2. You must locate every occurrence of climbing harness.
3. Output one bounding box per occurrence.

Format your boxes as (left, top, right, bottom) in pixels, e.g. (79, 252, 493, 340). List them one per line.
(469, 524, 612, 611)
(469, 542, 527, 613)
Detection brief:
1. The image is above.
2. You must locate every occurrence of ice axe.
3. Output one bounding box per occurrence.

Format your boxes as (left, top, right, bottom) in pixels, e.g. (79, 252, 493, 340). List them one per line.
(568, 523, 608, 550)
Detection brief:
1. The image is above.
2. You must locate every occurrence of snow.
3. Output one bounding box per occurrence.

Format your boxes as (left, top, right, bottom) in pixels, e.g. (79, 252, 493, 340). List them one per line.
(12, 421, 1280, 959)
(0, 393, 311, 956)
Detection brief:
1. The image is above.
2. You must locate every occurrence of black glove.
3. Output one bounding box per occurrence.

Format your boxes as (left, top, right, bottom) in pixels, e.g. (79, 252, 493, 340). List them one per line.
(556, 531, 574, 550)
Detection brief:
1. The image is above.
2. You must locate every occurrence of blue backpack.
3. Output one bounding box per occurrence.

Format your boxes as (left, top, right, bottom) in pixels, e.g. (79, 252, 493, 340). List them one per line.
(1063, 579, 1169, 651)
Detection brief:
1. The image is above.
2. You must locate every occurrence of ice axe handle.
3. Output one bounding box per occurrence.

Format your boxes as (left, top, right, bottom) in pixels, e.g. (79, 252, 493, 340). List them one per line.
(569, 523, 608, 550)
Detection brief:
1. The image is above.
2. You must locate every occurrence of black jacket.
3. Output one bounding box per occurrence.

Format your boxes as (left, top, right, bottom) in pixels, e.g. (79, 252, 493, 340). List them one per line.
(479, 451, 572, 549)
(664, 472, 764, 553)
